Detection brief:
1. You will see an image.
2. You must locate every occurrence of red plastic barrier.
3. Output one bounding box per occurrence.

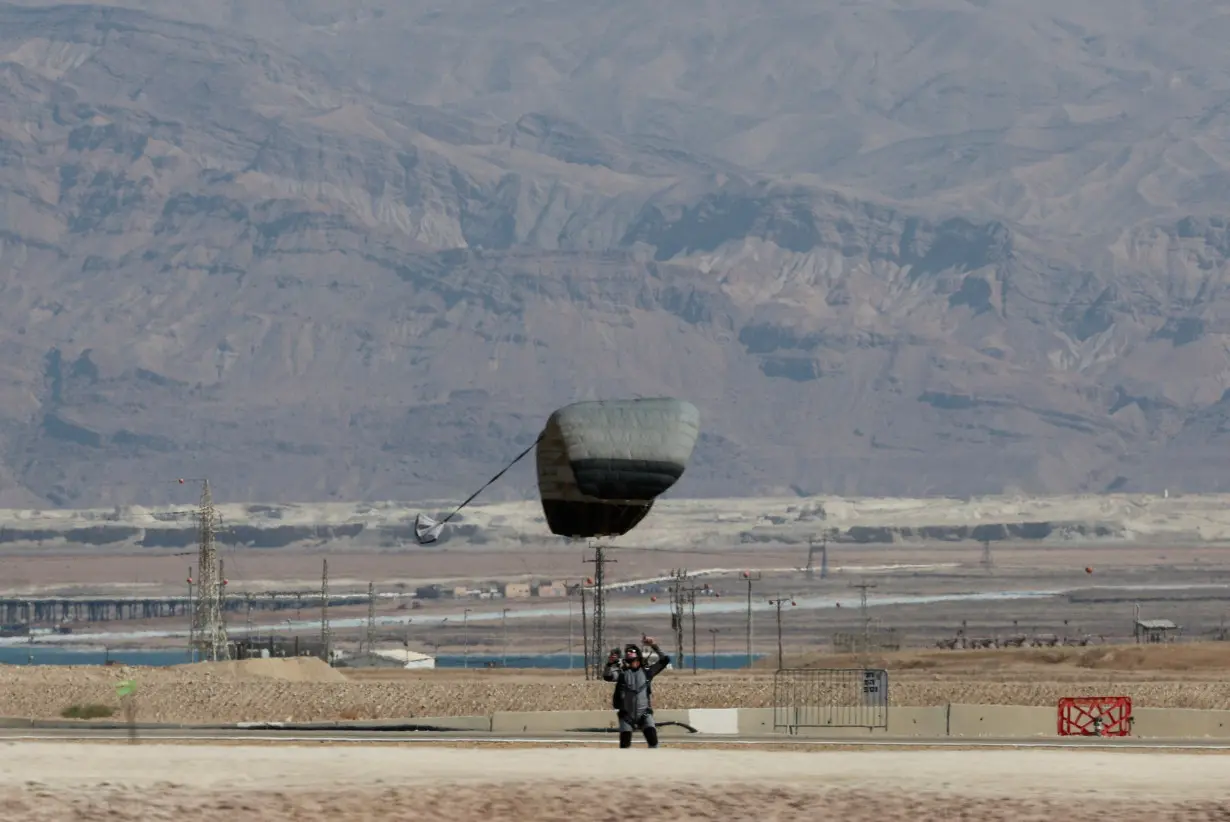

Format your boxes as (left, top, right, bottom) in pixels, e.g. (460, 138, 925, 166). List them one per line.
(1058, 696, 1132, 736)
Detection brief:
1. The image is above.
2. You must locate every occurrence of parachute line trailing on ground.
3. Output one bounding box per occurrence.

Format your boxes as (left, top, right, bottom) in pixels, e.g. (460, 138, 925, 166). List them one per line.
(414, 397, 700, 545)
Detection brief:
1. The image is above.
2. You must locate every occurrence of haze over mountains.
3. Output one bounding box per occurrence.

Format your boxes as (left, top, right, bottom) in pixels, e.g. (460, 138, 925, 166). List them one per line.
(2, 0, 1230, 508)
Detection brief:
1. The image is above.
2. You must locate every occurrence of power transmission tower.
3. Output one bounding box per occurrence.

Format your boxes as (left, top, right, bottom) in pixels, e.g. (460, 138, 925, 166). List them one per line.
(742, 571, 762, 668)
(584, 544, 616, 680)
(321, 559, 331, 664)
(187, 479, 228, 661)
(365, 581, 376, 655)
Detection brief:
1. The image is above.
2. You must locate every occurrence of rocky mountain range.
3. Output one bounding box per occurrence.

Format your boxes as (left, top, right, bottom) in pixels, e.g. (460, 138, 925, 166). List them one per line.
(3, 0, 1230, 508)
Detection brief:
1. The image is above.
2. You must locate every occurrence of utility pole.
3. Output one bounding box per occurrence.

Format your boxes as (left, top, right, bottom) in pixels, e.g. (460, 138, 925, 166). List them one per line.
(321, 559, 331, 665)
(981, 540, 993, 573)
(742, 571, 762, 668)
(767, 595, 796, 670)
(850, 579, 877, 653)
(365, 582, 376, 655)
(183, 478, 228, 661)
(668, 569, 688, 668)
(186, 565, 194, 663)
(584, 544, 616, 680)
(669, 575, 706, 674)
(689, 588, 698, 674)
(580, 583, 589, 678)
(709, 627, 720, 670)
(245, 593, 253, 644)
(502, 607, 510, 667)
(567, 583, 574, 671)
(463, 608, 472, 669)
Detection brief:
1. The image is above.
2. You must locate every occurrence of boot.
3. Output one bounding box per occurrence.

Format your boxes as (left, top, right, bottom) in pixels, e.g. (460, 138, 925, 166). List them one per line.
(643, 726, 659, 749)
(619, 731, 633, 749)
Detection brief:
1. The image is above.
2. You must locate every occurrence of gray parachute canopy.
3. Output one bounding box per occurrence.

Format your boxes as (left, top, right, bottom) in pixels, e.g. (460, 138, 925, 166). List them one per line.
(536, 398, 700, 539)
(414, 397, 700, 544)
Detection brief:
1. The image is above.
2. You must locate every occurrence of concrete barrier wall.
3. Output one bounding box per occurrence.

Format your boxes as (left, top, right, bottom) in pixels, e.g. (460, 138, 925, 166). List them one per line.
(414, 705, 1230, 739)
(1132, 708, 1230, 739)
(17, 703, 1229, 739)
(687, 708, 740, 735)
(402, 715, 493, 732)
(947, 703, 1054, 737)
(482, 705, 1230, 739)
(736, 706, 948, 737)
(490, 709, 693, 734)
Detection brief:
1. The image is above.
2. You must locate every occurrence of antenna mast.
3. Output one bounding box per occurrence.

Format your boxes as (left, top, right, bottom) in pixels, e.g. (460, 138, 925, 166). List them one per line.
(189, 479, 229, 661)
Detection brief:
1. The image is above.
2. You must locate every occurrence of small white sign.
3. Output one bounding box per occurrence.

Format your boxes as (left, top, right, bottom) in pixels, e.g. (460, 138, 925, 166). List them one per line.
(861, 669, 887, 704)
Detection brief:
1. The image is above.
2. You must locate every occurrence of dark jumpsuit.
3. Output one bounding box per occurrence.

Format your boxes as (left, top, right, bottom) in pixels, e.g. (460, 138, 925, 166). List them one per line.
(604, 647, 671, 748)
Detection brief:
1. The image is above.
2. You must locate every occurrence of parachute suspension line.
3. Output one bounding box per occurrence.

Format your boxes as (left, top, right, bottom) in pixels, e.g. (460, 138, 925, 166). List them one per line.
(414, 432, 545, 544)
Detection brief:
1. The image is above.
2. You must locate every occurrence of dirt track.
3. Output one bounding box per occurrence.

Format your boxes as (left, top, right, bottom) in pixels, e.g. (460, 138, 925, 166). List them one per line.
(1, 743, 1226, 821)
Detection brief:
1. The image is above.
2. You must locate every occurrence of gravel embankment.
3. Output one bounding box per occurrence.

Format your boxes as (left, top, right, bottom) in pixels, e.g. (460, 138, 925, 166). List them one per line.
(2, 658, 1230, 723)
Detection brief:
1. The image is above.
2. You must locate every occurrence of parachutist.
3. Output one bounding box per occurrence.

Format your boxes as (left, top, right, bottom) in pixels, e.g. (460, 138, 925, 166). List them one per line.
(605, 637, 670, 749)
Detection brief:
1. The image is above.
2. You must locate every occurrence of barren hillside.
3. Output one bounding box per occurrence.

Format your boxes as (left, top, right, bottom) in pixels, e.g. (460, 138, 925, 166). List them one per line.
(2, 1, 1230, 507)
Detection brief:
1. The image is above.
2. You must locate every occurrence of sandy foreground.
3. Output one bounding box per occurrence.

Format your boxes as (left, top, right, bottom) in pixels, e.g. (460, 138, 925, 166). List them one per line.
(2, 743, 1227, 821)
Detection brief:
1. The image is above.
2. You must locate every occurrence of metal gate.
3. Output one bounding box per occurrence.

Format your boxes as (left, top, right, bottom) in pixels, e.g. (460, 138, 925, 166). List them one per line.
(773, 668, 889, 733)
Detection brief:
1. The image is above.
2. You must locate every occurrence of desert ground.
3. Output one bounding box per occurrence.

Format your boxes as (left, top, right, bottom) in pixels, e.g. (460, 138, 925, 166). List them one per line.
(1, 531, 1229, 724)
(4, 644, 1230, 723)
(2, 743, 1227, 821)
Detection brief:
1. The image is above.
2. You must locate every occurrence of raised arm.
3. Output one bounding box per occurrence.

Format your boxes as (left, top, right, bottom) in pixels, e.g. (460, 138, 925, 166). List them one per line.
(642, 638, 671, 678)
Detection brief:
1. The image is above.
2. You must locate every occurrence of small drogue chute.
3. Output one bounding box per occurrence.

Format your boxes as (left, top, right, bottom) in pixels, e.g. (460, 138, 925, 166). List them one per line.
(414, 397, 700, 544)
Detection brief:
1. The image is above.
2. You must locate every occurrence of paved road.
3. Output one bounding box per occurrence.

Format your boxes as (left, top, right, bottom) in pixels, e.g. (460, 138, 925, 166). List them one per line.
(3, 725, 1229, 749)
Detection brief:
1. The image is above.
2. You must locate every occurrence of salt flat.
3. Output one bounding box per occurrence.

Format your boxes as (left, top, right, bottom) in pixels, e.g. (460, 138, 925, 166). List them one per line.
(4, 491, 1230, 551)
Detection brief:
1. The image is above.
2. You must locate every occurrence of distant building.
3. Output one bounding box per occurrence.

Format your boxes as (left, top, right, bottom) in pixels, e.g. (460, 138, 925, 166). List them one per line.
(414, 585, 447, 600)
(503, 582, 531, 599)
(1134, 619, 1180, 644)
(535, 585, 565, 598)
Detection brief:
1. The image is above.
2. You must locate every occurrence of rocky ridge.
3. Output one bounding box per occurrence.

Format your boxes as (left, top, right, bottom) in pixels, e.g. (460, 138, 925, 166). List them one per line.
(1, 2, 1230, 506)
